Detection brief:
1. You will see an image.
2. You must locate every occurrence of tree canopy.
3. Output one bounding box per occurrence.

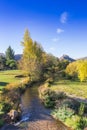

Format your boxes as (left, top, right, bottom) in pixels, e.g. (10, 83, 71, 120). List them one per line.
(21, 29, 44, 80)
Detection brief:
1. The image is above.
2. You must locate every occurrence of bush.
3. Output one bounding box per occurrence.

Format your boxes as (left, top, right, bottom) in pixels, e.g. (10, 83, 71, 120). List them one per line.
(61, 99, 80, 113)
(56, 92, 66, 100)
(78, 103, 85, 116)
(51, 106, 74, 122)
(65, 115, 87, 130)
(44, 95, 55, 108)
(0, 102, 12, 113)
(40, 89, 56, 108)
(52, 103, 87, 130)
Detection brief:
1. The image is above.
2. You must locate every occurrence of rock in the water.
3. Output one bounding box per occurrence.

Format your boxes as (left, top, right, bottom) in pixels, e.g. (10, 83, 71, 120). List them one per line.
(8, 109, 19, 121)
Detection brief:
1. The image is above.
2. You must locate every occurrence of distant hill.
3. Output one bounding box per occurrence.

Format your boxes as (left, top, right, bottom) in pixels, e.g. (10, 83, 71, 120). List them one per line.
(14, 54, 22, 61)
(60, 55, 75, 62)
(0, 53, 22, 60)
(0, 53, 5, 57)
(77, 57, 87, 60)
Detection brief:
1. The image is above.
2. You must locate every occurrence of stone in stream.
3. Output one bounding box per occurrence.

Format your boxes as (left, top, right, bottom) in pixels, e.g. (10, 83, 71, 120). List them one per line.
(7, 109, 19, 122)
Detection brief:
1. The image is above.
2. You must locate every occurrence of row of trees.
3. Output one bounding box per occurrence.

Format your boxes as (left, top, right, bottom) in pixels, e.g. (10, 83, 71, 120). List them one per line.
(0, 46, 17, 70)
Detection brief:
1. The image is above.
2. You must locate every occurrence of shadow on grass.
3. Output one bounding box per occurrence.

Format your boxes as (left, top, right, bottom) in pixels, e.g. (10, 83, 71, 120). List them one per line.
(0, 82, 8, 86)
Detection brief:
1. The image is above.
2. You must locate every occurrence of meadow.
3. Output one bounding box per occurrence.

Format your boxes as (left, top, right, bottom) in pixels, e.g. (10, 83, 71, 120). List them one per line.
(50, 80, 87, 99)
(0, 70, 87, 99)
(0, 70, 24, 91)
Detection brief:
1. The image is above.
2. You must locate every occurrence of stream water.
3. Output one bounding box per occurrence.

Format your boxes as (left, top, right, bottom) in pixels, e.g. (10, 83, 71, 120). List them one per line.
(18, 85, 71, 130)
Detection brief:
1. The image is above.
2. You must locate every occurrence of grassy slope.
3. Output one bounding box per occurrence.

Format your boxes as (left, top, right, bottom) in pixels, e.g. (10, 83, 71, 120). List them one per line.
(50, 80, 87, 99)
(0, 70, 24, 90)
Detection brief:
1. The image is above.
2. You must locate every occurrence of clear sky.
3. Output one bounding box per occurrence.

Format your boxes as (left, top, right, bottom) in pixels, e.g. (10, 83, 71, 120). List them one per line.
(0, 0, 87, 59)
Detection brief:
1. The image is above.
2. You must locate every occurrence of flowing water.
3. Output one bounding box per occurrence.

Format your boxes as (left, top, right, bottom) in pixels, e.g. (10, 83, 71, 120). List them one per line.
(18, 85, 71, 130)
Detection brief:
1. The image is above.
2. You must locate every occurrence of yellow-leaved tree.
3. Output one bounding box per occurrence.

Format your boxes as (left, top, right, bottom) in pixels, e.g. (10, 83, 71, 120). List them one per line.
(66, 60, 87, 81)
(77, 60, 87, 81)
(66, 61, 78, 78)
(21, 29, 44, 81)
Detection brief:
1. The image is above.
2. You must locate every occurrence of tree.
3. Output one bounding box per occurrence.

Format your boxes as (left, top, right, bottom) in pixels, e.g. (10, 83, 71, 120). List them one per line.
(41, 53, 59, 80)
(0, 56, 6, 70)
(66, 61, 78, 79)
(58, 60, 69, 70)
(5, 46, 17, 70)
(21, 29, 44, 80)
(77, 60, 87, 81)
(66, 60, 87, 81)
(5, 46, 15, 60)
(6, 60, 17, 69)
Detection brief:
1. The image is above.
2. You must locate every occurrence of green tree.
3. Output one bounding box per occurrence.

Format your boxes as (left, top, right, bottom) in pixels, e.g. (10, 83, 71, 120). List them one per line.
(0, 56, 6, 70)
(57, 60, 69, 71)
(6, 60, 17, 69)
(41, 53, 59, 80)
(5, 46, 17, 70)
(5, 46, 15, 60)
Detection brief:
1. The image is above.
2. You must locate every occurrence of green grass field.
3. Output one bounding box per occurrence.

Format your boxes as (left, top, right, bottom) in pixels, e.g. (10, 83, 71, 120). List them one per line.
(50, 80, 87, 99)
(0, 70, 24, 90)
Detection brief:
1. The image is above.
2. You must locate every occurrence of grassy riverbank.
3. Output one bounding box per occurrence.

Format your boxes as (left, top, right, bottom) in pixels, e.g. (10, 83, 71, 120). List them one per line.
(39, 79, 87, 130)
(0, 70, 30, 127)
(50, 80, 87, 99)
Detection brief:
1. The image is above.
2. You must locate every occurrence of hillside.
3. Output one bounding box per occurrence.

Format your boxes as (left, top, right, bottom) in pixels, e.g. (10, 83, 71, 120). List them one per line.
(77, 57, 87, 60)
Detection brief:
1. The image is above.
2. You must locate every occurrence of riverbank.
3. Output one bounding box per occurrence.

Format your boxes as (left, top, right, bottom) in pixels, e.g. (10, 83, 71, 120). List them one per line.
(1, 84, 71, 130)
(38, 80, 87, 130)
(0, 71, 31, 127)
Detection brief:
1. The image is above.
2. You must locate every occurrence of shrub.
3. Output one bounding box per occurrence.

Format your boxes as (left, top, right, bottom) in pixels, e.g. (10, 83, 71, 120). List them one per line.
(51, 106, 74, 122)
(0, 102, 12, 113)
(65, 115, 87, 130)
(78, 103, 85, 116)
(56, 92, 66, 100)
(44, 95, 55, 108)
(40, 89, 56, 108)
(62, 99, 80, 113)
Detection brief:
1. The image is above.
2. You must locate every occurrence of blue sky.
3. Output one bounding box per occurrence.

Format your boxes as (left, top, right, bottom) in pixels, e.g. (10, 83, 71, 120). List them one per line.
(0, 0, 87, 59)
